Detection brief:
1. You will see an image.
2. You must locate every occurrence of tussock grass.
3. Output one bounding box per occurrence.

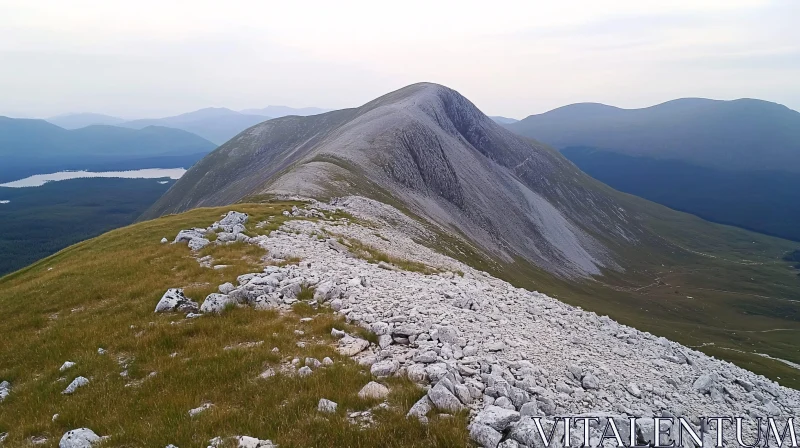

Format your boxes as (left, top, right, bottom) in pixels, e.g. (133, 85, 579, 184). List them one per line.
(0, 203, 470, 447)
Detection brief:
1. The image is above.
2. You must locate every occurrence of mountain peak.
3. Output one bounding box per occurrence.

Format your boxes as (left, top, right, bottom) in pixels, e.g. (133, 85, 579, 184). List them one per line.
(144, 83, 646, 278)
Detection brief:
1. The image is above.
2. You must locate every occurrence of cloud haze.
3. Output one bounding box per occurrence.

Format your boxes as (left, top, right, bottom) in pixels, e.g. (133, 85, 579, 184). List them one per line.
(1, 0, 798, 118)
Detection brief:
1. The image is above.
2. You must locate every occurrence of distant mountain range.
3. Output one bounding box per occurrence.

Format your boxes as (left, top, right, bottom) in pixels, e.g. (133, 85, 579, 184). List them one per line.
(117, 108, 267, 145)
(46, 113, 126, 129)
(505, 98, 800, 241)
(0, 117, 216, 183)
(46, 105, 330, 145)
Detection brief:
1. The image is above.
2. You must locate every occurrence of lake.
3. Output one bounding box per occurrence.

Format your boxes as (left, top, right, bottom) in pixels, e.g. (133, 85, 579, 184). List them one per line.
(0, 168, 186, 188)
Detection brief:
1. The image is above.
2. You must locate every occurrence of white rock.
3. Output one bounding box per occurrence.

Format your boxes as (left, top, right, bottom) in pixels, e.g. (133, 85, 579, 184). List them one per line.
(58, 428, 101, 448)
(469, 423, 502, 448)
(59, 361, 76, 372)
(155, 288, 199, 313)
(200, 293, 235, 313)
(318, 398, 338, 413)
(358, 381, 389, 400)
(370, 359, 399, 378)
(188, 237, 211, 251)
(0, 380, 10, 402)
(62, 376, 89, 395)
(407, 395, 433, 422)
(236, 436, 275, 448)
(160, 237, 168, 244)
(298, 366, 313, 377)
(337, 335, 369, 356)
(428, 382, 464, 412)
(189, 403, 213, 417)
(474, 406, 521, 431)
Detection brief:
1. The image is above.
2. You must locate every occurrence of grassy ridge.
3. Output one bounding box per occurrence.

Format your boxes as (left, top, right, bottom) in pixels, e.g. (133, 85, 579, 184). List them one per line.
(0, 203, 469, 447)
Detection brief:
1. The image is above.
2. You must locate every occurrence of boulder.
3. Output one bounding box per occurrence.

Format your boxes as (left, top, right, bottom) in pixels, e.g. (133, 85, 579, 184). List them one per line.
(220, 211, 249, 227)
(693, 374, 714, 394)
(428, 382, 464, 412)
(188, 237, 211, 251)
(413, 350, 438, 363)
(627, 382, 643, 398)
(371, 321, 390, 335)
(337, 336, 369, 356)
(519, 401, 538, 416)
(370, 359, 399, 378)
(358, 381, 390, 400)
(200, 293, 235, 313)
(59, 428, 101, 448)
(407, 364, 428, 383)
(219, 282, 235, 294)
(407, 395, 433, 422)
(474, 405, 521, 431)
(318, 398, 338, 413)
(62, 376, 89, 395)
(59, 361, 76, 372)
(174, 229, 204, 243)
(469, 423, 502, 448)
(155, 288, 199, 314)
(582, 373, 600, 390)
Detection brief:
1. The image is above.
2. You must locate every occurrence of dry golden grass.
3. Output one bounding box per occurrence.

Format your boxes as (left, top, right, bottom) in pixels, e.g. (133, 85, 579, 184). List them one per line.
(0, 203, 471, 447)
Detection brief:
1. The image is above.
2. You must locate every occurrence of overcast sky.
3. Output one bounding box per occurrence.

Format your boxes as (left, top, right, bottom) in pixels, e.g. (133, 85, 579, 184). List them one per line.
(1, 0, 798, 119)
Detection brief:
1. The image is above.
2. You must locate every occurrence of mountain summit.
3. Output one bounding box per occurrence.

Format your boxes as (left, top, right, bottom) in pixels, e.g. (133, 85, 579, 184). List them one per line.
(145, 83, 648, 277)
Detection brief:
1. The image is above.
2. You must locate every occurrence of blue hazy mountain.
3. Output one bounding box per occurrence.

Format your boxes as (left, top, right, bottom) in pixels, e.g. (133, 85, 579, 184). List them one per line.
(505, 98, 800, 240)
(0, 117, 216, 183)
(119, 107, 268, 145)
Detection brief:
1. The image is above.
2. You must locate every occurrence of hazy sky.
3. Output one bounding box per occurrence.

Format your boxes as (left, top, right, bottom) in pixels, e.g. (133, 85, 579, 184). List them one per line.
(1, 0, 798, 119)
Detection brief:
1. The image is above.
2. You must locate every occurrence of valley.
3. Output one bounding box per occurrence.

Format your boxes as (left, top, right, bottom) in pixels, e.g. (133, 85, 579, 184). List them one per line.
(0, 178, 175, 276)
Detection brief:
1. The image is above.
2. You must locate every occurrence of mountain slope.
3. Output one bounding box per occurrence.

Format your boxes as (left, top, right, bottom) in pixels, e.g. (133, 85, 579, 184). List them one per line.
(562, 147, 800, 241)
(120, 108, 268, 145)
(0, 117, 216, 183)
(505, 98, 800, 172)
(145, 83, 652, 277)
(504, 99, 800, 240)
(46, 113, 126, 129)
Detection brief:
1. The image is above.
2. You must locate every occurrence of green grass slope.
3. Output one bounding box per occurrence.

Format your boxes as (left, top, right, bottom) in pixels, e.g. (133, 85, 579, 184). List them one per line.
(0, 203, 469, 447)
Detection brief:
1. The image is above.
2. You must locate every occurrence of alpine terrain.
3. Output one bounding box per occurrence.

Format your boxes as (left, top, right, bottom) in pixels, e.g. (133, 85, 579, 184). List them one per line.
(1, 84, 798, 447)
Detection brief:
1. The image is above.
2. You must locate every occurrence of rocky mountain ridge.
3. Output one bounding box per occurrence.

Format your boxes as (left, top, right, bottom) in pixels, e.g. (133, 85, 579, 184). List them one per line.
(151, 200, 799, 448)
(144, 83, 652, 278)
